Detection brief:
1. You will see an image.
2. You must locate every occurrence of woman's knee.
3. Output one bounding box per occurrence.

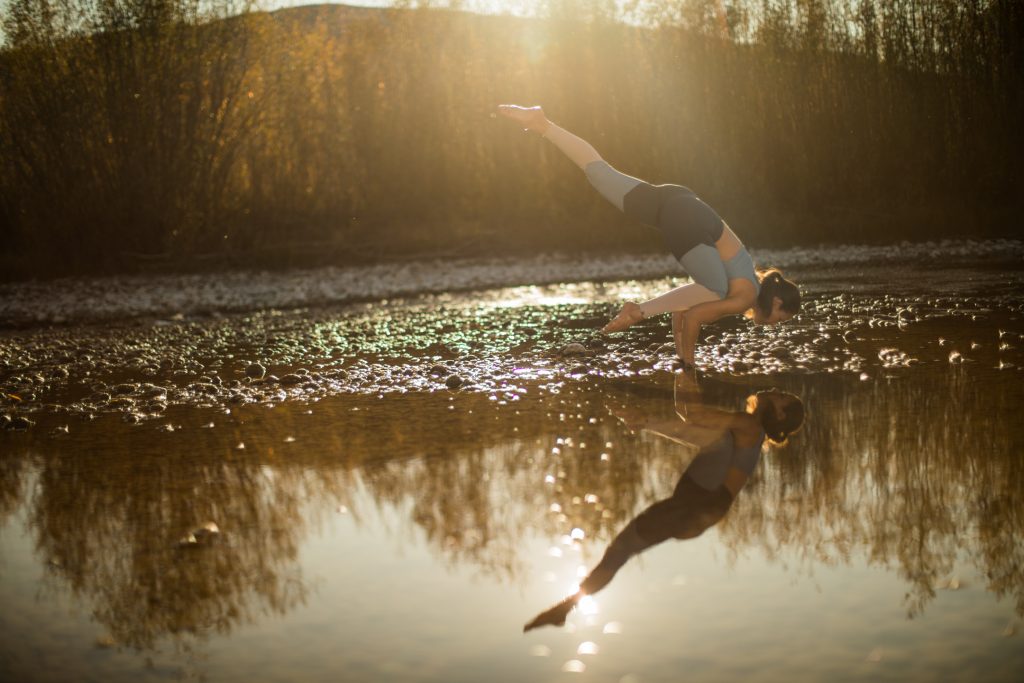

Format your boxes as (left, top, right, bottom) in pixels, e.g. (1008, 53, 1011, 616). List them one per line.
(584, 161, 642, 212)
(680, 245, 728, 297)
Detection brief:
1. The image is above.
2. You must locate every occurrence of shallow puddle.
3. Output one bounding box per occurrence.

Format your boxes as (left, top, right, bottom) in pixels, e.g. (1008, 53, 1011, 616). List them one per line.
(1, 249, 1023, 681)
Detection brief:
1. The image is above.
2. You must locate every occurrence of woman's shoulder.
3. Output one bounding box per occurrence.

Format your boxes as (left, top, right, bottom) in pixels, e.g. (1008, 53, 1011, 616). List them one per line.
(729, 412, 765, 447)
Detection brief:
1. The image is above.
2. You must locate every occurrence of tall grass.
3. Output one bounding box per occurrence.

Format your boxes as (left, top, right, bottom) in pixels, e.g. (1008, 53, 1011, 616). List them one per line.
(1, 0, 1021, 277)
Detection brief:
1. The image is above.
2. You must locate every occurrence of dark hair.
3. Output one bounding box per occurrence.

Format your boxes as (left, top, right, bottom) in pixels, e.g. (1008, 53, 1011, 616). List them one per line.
(755, 390, 805, 444)
(756, 268, 801, 316)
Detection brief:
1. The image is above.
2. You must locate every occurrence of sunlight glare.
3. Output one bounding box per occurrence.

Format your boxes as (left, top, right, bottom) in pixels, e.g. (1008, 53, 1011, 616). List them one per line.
(603, 621, 623, 634)
(579, 595, 599, 616)
(562, 659, 586, 673)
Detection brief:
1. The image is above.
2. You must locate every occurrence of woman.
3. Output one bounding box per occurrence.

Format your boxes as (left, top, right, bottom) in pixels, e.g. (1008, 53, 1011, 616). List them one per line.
(498, 105, 800, 367)
(523, 372, 804, 631)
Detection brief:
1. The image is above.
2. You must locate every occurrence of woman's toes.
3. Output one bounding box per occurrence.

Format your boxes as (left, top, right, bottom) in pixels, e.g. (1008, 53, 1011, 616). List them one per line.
(602, 313, 631, 333)
(603, 303, 643, 333)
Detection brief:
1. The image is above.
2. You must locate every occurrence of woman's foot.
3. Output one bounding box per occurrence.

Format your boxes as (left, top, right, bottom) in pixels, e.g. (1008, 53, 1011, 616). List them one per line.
(497, 104, 550, 134)
(601, 302, 644, 333)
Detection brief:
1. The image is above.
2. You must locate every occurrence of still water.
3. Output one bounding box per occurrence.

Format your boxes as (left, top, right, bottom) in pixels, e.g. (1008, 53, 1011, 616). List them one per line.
(1, 251, 1022, 682)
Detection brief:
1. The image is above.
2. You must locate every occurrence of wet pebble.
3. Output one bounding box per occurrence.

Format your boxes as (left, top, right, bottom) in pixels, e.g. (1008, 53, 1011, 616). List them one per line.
(445, 374, 464, 389)
(629, 358, 652, 372)
(244, 362, 266, 379)
(139, 384, 167, 399)
(559, 343, 588, 357)
(897, 308, 916, 323)
(8, 416, 35, 430)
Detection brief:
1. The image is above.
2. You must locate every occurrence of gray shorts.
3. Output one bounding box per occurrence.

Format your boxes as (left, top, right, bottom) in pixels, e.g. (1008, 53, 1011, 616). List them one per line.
(585, 161, 730, 297)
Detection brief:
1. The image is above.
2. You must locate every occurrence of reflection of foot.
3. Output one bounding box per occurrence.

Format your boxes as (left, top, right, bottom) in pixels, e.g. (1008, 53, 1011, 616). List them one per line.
(601, 302, 643, 333)
(523, 597, 577, 632)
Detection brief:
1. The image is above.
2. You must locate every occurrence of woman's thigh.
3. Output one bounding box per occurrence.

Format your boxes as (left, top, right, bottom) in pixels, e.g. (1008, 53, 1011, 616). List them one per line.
(678, 244, 728, 298)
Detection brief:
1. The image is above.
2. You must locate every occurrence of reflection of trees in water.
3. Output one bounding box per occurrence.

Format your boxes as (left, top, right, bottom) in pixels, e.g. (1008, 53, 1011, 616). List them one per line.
(15, 426, 320, 650)
(346, 392, 687, 581)
(0, 391, 684, 650)
(720, 371, 1024, 617)
(0, 453, 27, 523)
(1, 369, 1021, 651)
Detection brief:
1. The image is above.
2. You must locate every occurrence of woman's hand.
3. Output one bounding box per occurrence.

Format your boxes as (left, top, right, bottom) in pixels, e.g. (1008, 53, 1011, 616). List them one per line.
(497, 104, 550, 134)
(674, 296, 750, 366)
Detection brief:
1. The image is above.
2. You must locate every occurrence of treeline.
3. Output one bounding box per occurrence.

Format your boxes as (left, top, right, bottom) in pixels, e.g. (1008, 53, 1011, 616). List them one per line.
(1, 0, 1022, 278)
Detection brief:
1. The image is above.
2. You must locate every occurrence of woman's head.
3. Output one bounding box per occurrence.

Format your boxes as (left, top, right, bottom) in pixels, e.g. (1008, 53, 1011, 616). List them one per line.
(746, 390, 805, 445)
(753, 269, 800, 325)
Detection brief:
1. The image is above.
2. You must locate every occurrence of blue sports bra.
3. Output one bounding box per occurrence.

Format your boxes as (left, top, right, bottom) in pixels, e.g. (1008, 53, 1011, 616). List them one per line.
(724, 247, 760, 294)
(685, 430, 765, 491)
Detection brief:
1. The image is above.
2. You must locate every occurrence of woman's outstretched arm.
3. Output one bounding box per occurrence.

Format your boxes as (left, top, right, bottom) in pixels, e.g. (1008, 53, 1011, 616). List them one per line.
(677, 297, 750, 364)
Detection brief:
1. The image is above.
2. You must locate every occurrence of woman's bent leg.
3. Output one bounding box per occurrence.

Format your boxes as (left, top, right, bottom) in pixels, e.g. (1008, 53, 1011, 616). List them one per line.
(639, 281, 721, 318)
(603, 248, 723, 332)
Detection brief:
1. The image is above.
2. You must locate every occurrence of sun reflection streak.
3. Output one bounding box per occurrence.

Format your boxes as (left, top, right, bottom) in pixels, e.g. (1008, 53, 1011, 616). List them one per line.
(579, 596, 599, 616)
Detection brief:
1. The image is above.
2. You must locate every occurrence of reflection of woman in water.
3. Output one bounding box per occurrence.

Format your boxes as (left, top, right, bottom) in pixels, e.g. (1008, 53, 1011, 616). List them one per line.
(499, 105, 801, 367)
(524, 373, 804, 631)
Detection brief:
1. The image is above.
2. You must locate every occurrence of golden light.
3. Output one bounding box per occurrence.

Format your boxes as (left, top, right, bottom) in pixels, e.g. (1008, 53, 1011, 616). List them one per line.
(579, 595, 599, 615)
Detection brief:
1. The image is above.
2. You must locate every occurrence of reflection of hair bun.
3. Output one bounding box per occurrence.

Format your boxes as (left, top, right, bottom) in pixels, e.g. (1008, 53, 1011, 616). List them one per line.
(756, 390, 805, 445)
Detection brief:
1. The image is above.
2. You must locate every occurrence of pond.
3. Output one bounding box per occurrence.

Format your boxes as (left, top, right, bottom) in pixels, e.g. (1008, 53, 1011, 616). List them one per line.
(1, 243, 1022, 682)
